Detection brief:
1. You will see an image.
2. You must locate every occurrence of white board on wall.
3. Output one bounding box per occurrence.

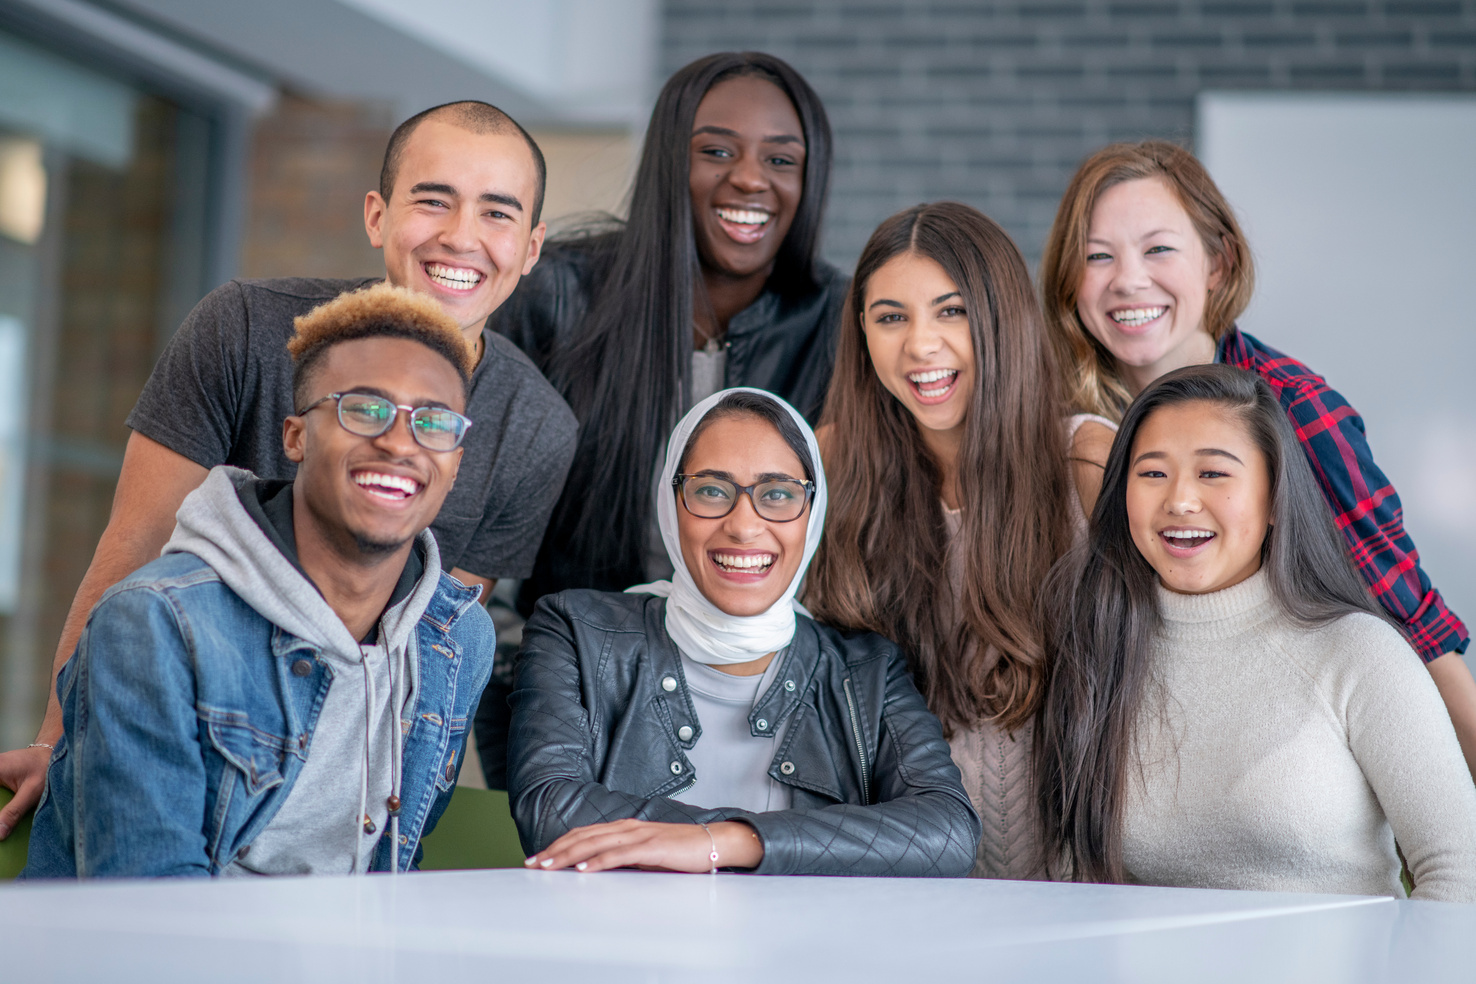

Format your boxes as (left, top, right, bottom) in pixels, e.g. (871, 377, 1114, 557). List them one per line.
(1198, 92, 1476, 667)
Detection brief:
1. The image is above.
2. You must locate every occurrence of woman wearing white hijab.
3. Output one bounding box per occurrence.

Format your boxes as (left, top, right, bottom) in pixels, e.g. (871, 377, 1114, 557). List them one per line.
(508, 388, 979, 875)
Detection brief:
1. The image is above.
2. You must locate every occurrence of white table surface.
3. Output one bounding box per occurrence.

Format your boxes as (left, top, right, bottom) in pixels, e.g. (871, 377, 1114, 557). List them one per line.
(2, 868, 1472, 983)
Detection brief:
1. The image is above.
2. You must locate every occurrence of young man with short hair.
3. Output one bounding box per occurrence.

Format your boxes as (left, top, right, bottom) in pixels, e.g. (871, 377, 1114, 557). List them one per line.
(0, 101, 577, 836)
(24, 285, 493, 877)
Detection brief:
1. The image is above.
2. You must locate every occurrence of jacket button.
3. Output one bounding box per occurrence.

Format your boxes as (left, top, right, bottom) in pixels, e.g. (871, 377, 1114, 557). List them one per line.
(670, 761, 683, 775)
(677, 725, 693, 741)
(780, 761, 795, 775)
(784, 680, 795, 692)
(291, 659, 313, 677)
(755, 718, 769, 731)
(661, 676, 677, 692)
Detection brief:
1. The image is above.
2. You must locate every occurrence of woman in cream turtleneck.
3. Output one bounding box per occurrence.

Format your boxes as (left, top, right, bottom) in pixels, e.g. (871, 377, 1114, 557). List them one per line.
(807, 202, 1085, 879)
(1037, 364, 1476, 901)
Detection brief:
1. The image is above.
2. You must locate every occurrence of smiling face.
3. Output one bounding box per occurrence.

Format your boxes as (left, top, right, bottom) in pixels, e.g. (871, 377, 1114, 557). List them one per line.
(1077, 177, 1223, 395)
(677, 414, 810, 617)
(861, 252, 975, 440)
(365, 119, 545, 335)
(1126, 400, 1271, 595)
(284, 336, 465, 562)
(688, 74, 806, 280)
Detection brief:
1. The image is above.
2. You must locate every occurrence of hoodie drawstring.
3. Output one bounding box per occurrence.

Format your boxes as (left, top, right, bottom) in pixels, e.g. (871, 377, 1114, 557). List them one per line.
(351, 627, 411, 876)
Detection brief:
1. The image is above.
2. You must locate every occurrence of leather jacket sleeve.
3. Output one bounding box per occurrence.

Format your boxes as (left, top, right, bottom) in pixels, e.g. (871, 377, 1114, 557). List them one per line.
(507, 597, 751, 856)
(744, 648, 981, 877)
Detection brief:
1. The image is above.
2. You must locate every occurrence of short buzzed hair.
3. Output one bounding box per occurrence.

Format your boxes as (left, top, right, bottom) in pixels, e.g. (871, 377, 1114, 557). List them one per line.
(379, 100, 547, 225)
(288, 282, 474, 410)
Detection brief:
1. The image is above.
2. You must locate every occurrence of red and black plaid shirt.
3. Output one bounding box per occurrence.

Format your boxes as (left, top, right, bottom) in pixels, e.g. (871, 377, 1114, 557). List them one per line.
(1219, 328, 1468, 661)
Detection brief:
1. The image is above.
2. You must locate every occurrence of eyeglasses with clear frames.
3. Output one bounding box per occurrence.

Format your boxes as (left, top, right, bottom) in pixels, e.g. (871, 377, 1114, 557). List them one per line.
(296, 392, 472, 452)
(673, 474, 815, 523)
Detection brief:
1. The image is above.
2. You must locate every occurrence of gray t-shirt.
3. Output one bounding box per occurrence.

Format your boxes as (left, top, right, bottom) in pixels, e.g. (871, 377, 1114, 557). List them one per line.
(127, 277, 578, 578)
(672, 650, 793, 814)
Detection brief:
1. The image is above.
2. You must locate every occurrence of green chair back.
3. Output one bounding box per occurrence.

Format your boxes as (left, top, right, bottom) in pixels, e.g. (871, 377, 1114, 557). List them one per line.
(417, 786, 525, 870)
(0, 787, 33, 879)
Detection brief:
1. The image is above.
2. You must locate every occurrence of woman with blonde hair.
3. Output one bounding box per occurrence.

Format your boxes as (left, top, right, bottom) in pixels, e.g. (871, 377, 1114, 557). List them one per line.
(806, 202, 1077, 879)
(1038, 140, 1476, 775)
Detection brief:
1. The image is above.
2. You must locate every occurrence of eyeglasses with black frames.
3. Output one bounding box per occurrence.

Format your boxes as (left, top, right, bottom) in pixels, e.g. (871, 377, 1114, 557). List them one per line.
(673, 474, 815, 523)
(296, 392, 472, 452)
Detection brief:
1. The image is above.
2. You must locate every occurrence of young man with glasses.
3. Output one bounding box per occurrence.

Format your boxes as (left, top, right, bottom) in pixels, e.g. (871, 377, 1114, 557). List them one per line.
(24, 285, 495, 877)
(0, 101, 577, 838)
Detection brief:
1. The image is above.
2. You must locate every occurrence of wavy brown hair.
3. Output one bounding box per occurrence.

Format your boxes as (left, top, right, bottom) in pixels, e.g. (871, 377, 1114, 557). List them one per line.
(806, 202, 1072, 734)
(1039, 140, 1255, 421)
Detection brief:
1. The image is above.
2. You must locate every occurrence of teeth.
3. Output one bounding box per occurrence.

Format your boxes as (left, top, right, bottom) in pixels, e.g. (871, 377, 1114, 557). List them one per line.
(1110, 307, 1166, 327)
(715, 207, 771, 226)
(354, 472, 420, 496)
(426, 263, 483, 289)
(908, 369, 957, 385)
(712, 552, 775, 571)
(1162, 530, 1213, 540)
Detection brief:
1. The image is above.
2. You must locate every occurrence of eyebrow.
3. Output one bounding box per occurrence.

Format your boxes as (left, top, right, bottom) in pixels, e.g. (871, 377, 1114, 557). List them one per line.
(1131, 448, 1244, 466)
(867, 291, 960, 312)
(343, 386, 452, 411)
(690, 468, 802, 483)
(1086, 229, 1178, 247)
(407, 181, 523, 212)
(692, 125, 804, 145)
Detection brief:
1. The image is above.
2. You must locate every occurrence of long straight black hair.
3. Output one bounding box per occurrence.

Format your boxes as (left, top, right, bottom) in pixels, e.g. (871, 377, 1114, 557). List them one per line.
(543, 52, 832, 590)
(1035, 363, 1394, 884)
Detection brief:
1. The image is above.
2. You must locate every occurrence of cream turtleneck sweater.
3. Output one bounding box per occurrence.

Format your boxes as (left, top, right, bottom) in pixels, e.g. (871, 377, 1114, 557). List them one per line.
(1124, 570, 1476, 902)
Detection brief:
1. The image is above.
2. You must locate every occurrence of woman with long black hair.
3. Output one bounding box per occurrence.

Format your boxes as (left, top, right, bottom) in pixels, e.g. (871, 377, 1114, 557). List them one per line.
(497, 51, 841, 597)
(481, 52, 845, 784)
(1035, 363, 1476, 900)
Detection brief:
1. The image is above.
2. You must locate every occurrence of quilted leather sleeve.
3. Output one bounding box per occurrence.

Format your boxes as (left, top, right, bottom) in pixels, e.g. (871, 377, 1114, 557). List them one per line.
(507, 594, 747, 855)
(743, 649, 981, 877)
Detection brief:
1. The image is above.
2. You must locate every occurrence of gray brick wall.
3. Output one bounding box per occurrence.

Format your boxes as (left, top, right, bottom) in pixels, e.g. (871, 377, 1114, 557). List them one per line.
(664, 0, 1476, 268)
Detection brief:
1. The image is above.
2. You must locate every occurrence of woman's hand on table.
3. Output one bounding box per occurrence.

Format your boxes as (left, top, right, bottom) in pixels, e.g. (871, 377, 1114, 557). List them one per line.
(525, 819, 763, 873)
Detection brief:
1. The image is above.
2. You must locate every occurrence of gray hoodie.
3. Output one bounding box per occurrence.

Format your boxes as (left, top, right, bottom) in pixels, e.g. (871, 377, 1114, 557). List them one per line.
(164, 466, 443, 875)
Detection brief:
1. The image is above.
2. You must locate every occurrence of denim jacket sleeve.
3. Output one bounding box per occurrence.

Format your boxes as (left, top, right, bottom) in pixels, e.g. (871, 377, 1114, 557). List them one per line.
(66, 584, 213, 877)
(742, 649, 981, 877)
(506, 599, 750, 855)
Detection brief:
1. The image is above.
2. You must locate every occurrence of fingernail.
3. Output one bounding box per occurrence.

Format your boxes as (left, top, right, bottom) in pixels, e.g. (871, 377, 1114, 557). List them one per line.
(575, 862, 587, 871)
(0, 823, 10, 841)
(523, 856, 537, 867)
(539, 858, 553, 868)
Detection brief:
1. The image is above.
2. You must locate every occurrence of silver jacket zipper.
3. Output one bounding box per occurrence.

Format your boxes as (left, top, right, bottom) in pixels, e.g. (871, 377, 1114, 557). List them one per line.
(843, 677, 871, 805)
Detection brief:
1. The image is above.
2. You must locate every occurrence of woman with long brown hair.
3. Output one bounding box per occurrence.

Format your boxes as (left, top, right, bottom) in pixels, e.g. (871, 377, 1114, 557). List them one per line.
(806, 202, 1076, 879)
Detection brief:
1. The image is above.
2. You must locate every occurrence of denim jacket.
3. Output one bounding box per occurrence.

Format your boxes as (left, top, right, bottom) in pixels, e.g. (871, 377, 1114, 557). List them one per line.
(22, 552, 495, 878)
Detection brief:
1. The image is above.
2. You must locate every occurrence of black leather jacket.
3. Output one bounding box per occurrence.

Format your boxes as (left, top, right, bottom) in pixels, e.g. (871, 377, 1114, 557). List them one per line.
(507, 590, 981, 877)
(492, 241, 849, 425)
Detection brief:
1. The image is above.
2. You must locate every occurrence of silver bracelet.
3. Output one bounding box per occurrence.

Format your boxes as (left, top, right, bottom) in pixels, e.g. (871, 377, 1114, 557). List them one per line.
(698, 822, 718, 874)
(28, 742, 54, 751)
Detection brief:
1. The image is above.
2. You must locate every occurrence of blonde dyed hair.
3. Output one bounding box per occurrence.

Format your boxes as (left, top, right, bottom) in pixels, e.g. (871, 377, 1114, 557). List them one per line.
(288, 282, 473, 406)
(1039, 140, 1255, 420)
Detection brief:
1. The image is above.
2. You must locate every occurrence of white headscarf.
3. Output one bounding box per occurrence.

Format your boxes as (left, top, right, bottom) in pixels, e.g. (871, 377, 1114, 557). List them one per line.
(626, 387, 828, 665)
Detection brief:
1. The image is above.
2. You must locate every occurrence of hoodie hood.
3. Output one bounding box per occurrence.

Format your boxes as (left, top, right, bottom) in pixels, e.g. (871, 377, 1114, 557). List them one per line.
(163, 466, 440, 670)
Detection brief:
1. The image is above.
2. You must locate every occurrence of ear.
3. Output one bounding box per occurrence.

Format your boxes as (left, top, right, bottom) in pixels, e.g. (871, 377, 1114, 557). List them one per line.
(1207, 235, 1230, 292)
(521, 220, 546, 276)
(283, 415, 307, 465)
(364, 190, 387, 249)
